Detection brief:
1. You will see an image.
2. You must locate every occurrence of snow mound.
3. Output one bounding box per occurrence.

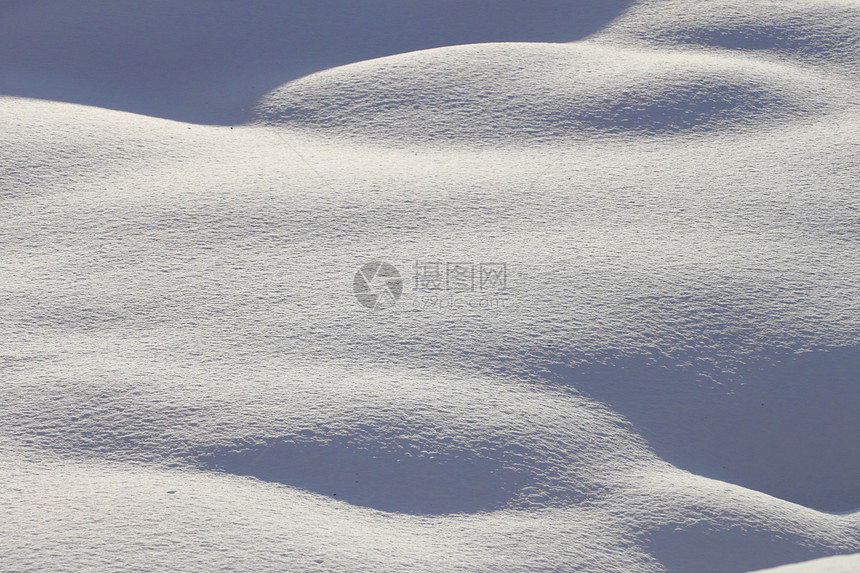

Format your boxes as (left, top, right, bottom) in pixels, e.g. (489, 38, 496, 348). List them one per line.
(192, 373, 646, 515)
(2, 95, 859, 571)
(3, 0, 860, 571)
(254, 42, 827, 144)
(602, 0, 860, 69)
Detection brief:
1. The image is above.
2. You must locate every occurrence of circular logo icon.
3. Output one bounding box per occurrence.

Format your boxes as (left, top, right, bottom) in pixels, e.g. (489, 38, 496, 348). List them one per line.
(354, 261, 403, 310)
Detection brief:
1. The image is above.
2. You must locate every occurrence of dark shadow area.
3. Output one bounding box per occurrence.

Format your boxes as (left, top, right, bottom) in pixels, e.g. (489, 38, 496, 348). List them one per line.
(649, 13, 860, 65)
(549, 347, 860, 512)
(0, 0, 632, 124)
(647, 522, 838, 573)
(198, 436, 525, 515)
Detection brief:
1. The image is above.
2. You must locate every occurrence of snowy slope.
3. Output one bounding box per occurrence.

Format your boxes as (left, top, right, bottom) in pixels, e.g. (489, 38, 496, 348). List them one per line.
(750, 552, 860, 573)
(255, 41, 838, 143)
(2, 1, 859, 572)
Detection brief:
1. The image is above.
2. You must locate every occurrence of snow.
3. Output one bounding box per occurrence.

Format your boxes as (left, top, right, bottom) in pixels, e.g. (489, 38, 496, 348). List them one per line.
(749, 553, 860, 573)
(1, 1, 859, 572)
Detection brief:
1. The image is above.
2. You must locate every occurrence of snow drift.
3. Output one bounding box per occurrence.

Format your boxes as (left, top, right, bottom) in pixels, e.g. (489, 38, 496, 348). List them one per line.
(1, 1, 859, 572)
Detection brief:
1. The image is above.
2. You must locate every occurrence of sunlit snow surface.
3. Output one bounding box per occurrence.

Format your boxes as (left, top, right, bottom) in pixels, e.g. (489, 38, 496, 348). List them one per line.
(1, 1, 859, 572)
